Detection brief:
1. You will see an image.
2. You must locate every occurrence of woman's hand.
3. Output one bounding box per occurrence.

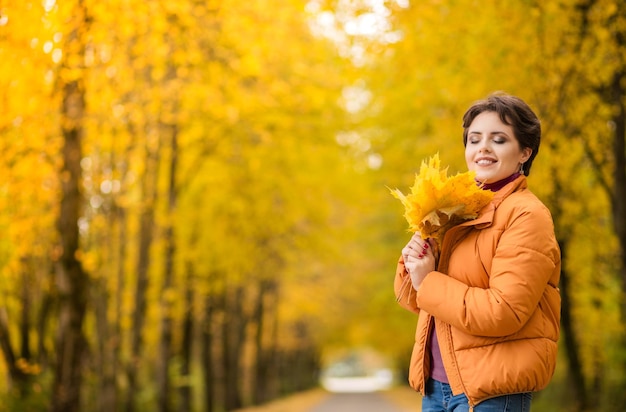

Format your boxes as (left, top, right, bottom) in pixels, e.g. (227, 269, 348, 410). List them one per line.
(401, 233, 436, 291)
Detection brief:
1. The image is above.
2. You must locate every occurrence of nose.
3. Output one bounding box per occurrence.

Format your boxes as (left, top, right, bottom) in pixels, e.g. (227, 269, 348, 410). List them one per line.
(478, 140, 491, 152)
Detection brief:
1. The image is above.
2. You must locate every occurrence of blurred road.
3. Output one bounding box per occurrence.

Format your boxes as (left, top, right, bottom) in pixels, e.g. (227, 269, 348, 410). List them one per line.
(307, 392, 410, 412)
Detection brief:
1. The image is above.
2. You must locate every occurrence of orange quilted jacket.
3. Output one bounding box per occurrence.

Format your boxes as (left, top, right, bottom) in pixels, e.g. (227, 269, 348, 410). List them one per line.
(394, 175, 561, 408)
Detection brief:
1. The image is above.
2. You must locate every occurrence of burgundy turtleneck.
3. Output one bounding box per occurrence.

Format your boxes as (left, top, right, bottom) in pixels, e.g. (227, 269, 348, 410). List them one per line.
(480, 172, 521, 192)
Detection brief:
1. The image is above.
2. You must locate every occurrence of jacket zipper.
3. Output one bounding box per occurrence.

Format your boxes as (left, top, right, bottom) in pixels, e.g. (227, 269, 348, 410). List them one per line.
(422, 315, 434, 394)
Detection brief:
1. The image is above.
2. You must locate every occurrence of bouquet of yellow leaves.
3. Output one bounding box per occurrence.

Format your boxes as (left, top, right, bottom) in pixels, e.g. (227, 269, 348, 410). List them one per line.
(390, 154, 494, 243)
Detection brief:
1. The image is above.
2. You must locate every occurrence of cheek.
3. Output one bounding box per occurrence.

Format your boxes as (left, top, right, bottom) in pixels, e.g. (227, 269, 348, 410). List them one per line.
(465, 148, 474, 169)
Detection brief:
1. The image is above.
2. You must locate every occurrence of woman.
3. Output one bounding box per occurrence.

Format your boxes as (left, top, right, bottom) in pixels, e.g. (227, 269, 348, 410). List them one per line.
(394, 93, 561, 412)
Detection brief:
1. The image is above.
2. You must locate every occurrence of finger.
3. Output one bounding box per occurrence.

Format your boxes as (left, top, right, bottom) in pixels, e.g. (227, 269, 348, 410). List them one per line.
(411, 233, 424, 241)
(418, 245, 432, 259)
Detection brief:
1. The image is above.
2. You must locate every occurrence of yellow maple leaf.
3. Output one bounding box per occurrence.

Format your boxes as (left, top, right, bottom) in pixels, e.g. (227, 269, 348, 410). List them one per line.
(390, 154, 494, 242)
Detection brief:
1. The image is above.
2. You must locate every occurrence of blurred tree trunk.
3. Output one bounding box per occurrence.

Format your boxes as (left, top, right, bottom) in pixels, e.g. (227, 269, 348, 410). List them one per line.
(608, 68, 626, 407)
(179, 266, 195, 412)
(558, 241, 589, 410)
(93, 211, 118, 412)
(103, 147, 132, 412)
(223, 286, 246, 411)
(94, 275, 116, 412)
(93, 189, 119, 412)
(252, 281, 269, 405)
(201, 292, 217, 412)
(125, 135, 161, 412)
(52, 69, 88, 412)
(110, 204, 128, 411)
(608, 69, 626, 323)
(37, 280, 53, 366)
(158, 126, 179, 412)
(19, 262, 32, 362)
(253, 279, 277, 404)
(15, 259, 37, 396)
(51, 1, 89, 410)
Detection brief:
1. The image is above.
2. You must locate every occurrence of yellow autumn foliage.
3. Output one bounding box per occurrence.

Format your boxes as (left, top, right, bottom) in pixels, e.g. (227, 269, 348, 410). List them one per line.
(390, 154, 494, 242)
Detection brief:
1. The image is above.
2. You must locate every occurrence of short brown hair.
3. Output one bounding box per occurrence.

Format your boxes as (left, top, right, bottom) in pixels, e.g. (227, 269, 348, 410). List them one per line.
(462, 92, 541, 176)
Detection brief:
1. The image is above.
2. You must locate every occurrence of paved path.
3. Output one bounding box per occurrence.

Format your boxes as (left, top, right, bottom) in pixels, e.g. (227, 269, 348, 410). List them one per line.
(307, 392, 408, 412)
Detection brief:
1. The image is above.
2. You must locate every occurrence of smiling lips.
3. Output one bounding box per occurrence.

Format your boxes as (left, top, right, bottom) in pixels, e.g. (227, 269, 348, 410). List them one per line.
(476, 157, 497, 165)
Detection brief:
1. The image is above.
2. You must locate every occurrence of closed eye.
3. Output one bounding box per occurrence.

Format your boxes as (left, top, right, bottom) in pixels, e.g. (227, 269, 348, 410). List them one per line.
(468, 134, 481, 144)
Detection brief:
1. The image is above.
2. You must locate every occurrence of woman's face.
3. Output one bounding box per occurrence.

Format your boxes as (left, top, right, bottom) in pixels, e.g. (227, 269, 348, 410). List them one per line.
(465, 111, 532, 183)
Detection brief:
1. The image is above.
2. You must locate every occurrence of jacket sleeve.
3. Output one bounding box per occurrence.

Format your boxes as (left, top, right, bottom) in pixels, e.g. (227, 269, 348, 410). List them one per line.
(394, 256, 420, 315)
(416, 202, 560, 337)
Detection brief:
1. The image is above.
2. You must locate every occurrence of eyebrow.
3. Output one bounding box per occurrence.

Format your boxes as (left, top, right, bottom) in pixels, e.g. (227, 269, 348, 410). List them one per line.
(468, 130, 510, 136)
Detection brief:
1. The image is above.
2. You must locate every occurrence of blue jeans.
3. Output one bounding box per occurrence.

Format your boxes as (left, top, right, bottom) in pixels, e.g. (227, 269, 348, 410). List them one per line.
(422, 379, 532, 412)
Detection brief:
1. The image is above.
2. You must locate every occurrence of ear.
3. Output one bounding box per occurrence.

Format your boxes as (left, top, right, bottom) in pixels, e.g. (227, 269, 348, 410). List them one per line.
(520, 147, 532, 163)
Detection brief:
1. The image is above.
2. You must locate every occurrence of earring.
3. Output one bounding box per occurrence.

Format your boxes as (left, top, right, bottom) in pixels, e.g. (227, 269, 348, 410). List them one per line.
(519, 163, 525, 175)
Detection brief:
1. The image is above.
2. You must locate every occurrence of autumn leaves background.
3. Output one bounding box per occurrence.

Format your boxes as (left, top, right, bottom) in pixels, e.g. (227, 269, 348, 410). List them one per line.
(2, 0, 626, 411)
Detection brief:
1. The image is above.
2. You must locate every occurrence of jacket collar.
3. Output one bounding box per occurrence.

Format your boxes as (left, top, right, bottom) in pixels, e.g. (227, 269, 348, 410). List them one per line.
(459, 175, 528, 229)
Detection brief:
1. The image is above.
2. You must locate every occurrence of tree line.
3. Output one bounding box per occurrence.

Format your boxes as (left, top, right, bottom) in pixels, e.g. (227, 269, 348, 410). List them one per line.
(1, 0, 626, 411)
